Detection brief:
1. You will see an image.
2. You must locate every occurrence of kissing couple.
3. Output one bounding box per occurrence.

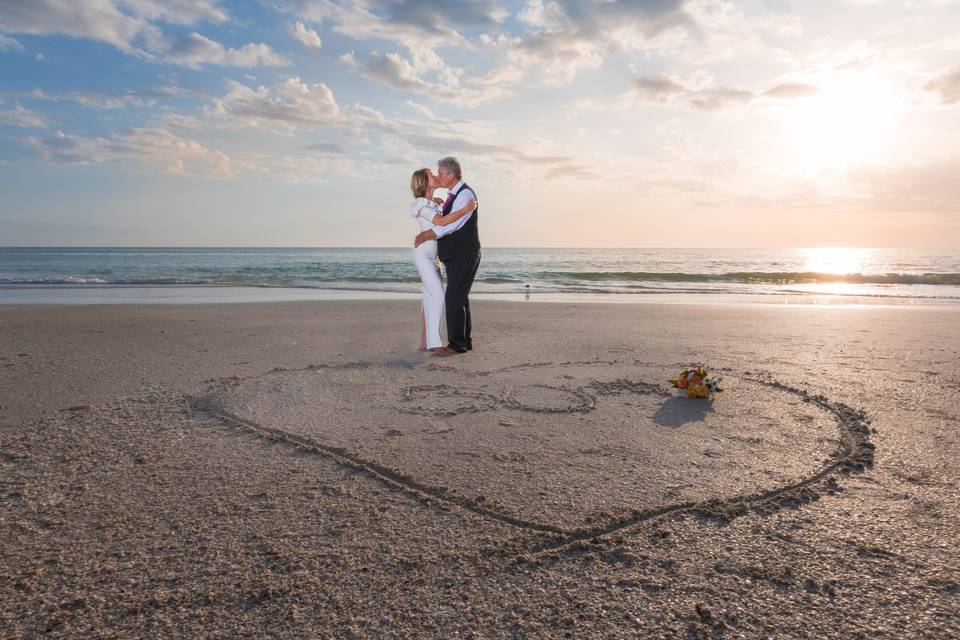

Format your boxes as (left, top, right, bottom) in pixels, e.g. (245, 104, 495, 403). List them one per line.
(408, 156, 480, 358)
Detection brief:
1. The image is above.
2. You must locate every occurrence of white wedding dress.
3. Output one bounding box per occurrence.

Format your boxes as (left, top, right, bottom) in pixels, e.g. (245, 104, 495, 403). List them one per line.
(410, 197, 444, 349)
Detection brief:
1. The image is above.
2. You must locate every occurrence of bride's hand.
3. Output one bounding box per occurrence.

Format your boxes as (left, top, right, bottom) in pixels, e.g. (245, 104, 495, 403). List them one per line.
(433, 197, 444, 206)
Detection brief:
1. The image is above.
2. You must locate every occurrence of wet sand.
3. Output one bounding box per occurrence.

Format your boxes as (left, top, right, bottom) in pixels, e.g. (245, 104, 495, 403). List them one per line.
(1, 300, 958, 638)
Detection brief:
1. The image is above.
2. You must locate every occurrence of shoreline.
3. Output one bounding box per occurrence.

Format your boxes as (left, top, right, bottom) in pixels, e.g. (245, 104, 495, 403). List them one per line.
(2, 284, 959, 308)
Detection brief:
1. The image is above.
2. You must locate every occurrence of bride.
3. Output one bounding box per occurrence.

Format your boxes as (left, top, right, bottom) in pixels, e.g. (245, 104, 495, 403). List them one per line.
(408, 168, 475, 356)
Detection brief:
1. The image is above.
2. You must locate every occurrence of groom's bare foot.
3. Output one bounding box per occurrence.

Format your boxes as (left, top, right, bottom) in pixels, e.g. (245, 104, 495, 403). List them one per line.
(431, 347, 458, 357)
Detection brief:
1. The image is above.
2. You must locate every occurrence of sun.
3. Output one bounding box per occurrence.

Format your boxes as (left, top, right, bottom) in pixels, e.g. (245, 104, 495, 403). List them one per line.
(776, 75, 903, 175)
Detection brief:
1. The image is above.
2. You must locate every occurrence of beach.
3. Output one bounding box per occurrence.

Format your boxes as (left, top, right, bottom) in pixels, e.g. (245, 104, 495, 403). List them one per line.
(2, 299, 958, 638)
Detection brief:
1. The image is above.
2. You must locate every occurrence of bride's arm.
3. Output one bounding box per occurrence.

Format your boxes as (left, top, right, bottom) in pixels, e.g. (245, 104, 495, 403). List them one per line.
(431, 198, 476, 225)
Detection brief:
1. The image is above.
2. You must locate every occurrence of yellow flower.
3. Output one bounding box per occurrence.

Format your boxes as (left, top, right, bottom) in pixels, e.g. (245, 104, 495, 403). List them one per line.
(687, 384, 710, 398)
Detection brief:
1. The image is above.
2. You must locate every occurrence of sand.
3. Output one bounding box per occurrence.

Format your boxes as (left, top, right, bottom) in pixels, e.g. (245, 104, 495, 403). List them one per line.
(1, 300, 958, 638)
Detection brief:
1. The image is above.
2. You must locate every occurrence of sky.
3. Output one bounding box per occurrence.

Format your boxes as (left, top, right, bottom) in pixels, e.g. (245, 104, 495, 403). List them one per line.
(1, 0, 959, 248)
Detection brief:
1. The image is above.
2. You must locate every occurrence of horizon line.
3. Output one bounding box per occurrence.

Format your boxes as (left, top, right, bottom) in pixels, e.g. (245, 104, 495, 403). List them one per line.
(3, 245, 955, 251)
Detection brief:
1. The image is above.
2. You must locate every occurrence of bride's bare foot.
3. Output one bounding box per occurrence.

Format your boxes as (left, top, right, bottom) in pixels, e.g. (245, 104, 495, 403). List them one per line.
(418, 345, 429, 352)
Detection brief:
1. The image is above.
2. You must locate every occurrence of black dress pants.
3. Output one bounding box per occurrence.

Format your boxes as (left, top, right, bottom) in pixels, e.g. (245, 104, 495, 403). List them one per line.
(443, 250, 481, 352)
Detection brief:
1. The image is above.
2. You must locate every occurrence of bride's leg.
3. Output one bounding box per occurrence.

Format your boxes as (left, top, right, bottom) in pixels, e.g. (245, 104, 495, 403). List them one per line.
(424, 265, 445, 349)
(414, 250, 445, 349)
(419, 306, 427, 350)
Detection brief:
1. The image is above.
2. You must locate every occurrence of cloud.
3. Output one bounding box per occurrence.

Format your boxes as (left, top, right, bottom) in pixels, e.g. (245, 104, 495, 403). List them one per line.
(517, 0, 566, 27)
(680, 0, 802, 64)
(242, 152, 361, 183)
(293, 0, 504, 49)
(151, 113, 203, 131)
(205, 77, 408, 151)
(0, 0, 146, 50)
(290, 0, 801, 92)
(924, 65, 960, 105)
(1, 85, 194, 110)
(306, 142, 344, 154)
(294, 0, 514, 103)
(292, 21, 322, 48)
(21, 127, 243, 176)
(8, 72, 593, 186)
(208, 77, 342, 132)
(151, 32, 291, 68)
(110, 127, 241, 174)
(505, 34, 604, 87)
(203, 76, 595, 182)
(339, 50, 507, 106)
(688, 87, 753, 110)
(115, 0, 229, 25)
(505, 0, 693, 86)
(0, 104, 49, 127)
(0, 33, 23, 51)
(0, 1, 288, 69)
(621, 73, 819, 110)
(544, 162, 602, 180)
(29, 87, 150, 109)
(762, 83, 820, 99)
(19, 123, 367, 183)
(503, 0, 805, 85)
(468, 64, 524, 86)
(629, 74, 688, 103)
(394, 129, 596, 182)
(404, 100, 435, 119)
(284, 0, 805, 92)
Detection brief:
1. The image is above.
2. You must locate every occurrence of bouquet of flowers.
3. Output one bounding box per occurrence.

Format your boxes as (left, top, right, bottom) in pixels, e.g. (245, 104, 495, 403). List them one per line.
(669, 367, 723, 399)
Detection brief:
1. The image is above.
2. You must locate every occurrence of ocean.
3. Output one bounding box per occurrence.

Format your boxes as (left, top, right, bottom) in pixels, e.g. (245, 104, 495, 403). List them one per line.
(1, 247, 958, 305)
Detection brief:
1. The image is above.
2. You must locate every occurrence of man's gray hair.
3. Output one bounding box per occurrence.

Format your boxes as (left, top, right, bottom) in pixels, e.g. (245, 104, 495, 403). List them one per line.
(437, 156, 462, 180)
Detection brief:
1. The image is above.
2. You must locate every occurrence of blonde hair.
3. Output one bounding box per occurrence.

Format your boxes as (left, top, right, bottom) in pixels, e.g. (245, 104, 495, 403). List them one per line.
(410, 168, 430, 198)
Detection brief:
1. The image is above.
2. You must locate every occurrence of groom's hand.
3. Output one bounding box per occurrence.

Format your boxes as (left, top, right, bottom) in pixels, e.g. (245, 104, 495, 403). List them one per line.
(414, 230, 437, 247)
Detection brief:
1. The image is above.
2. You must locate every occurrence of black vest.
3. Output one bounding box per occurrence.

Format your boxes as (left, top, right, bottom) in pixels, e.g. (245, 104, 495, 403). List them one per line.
(437, 182, 480, 262)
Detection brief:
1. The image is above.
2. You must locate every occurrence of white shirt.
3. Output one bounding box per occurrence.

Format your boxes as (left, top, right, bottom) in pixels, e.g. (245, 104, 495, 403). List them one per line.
(408, 197, 443, 235)
(434, 180, 476, 239)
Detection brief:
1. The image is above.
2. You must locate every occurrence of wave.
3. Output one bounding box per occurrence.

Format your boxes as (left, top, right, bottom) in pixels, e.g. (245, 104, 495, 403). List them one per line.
(540, 271, 960, 286)
(3, 270, 960, 302)
(0, 275, 423, 286)
(476, 276, 524, 284)
(309, 275, 421, 284)
(0, 276, 215, 285)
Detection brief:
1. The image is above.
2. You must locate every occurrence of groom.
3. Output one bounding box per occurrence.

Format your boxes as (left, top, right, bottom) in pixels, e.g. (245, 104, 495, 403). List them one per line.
(414, 156, 480, 355)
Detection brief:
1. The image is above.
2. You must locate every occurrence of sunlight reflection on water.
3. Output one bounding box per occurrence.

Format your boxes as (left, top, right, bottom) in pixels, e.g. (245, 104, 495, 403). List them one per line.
(800, 247, 874, 276)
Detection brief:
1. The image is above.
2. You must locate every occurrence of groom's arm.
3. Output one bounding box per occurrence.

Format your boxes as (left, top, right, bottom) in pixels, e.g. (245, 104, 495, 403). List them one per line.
(431, 198, 476, 226)
(432, 189, 476, 239)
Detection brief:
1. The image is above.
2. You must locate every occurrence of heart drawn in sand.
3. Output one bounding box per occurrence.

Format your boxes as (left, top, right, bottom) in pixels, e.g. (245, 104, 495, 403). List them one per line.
(195, 360, 874, 549)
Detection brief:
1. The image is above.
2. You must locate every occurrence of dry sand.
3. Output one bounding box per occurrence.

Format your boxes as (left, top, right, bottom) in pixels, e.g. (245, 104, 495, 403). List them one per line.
(1, 300, 958, 638)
